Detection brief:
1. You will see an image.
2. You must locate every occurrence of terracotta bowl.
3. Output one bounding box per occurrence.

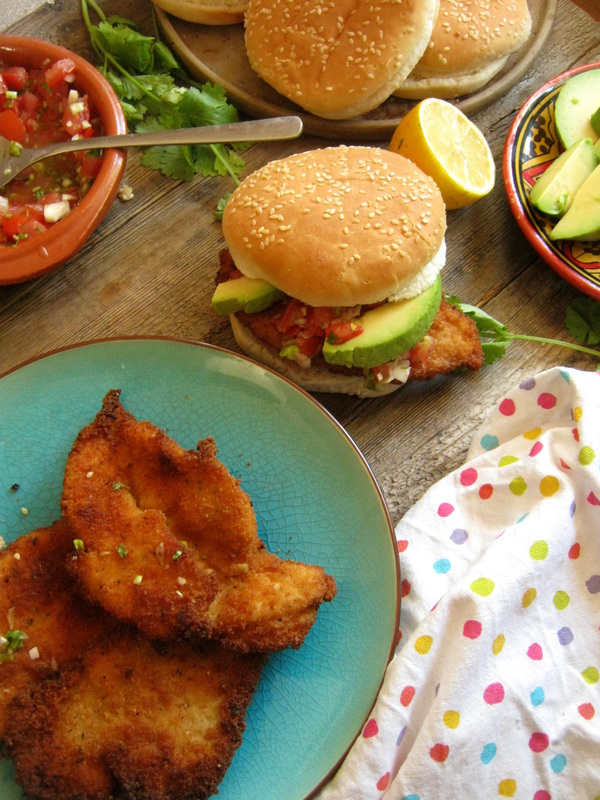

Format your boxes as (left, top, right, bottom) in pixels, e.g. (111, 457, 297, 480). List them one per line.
(0, 35, 127, 285)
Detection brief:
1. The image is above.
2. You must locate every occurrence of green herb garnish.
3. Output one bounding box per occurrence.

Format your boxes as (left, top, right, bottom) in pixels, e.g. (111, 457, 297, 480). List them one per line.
(73, 538, 85, 551)
(117, 543, 128, 558)
(450, 296, 600, 365)
(81, 0, 247, 202)
(0, 630, 27, 663)
(112, 482, 130, 491)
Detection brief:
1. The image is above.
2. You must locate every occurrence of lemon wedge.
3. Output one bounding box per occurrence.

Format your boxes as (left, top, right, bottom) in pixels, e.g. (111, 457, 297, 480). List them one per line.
(389, 98, 495, 210)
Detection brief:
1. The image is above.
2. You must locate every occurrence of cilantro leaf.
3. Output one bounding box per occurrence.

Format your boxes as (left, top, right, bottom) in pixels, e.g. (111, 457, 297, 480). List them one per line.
(565, 296, 600, 346)
(81, 0, 247, 206)
(449, 295, 600, 366)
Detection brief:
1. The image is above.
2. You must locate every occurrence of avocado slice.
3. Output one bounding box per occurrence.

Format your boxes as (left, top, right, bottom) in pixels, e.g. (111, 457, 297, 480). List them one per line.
(555, 69, 600, 150)
(322, 274, 442, 369)
(529, 138, 600, 216)
(212, 275, 286, 314)
(549, 163, 600, 241)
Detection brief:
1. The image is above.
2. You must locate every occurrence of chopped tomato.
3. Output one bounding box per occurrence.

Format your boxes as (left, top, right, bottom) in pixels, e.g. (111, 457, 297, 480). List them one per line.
(0, 108, 27, 142)
(325, 318, 363, 344)
(1, 66, 28, 91)
(277, 298, 307, 334)
(0, 57, 103, 247)
(44, 57, 76, 87)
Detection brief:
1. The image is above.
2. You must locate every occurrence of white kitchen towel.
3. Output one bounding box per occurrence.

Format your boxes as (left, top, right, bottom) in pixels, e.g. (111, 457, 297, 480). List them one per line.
(318, 366, 600, 800)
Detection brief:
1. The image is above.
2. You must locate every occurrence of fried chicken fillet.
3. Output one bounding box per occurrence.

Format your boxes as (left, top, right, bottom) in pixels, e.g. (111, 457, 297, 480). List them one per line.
(5, 631, 265, 800)
(0, 521, 115, 746)
(61, 390, 337, 652)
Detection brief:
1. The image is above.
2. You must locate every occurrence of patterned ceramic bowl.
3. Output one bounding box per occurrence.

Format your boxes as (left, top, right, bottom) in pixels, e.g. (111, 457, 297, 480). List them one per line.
(0, 35, 127, 285)
(503, 62, 600, 301)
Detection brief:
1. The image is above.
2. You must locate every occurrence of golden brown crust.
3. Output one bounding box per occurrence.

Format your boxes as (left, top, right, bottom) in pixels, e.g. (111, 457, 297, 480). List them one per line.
(0, 521, 117, 746)
(151, 0, 248, 24)
(395, 0, 531, 98)
(62, 390, 337, 651)
(223, 146, 446, 307)
(244, 0, 440, 119)
(6, 632, 265, 800)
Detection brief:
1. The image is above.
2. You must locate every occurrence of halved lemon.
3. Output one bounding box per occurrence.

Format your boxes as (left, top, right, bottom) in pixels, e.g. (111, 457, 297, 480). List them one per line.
(390, 98, 495, 210)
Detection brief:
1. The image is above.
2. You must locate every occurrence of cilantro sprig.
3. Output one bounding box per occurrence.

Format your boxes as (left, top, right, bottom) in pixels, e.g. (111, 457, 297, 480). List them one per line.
(81, 0, 246, 198)
(451, 296, 600, 366)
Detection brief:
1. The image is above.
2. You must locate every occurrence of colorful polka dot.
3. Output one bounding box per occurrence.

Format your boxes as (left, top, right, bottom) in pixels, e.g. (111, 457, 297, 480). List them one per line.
(569, 542, 580, 559)
(520, 377, 536, 390)
(522, 588, 537, 607)
(529, 540, 548, 560)
(438, 502, 454, 517)
(415, 635, 433, 655)
(471, 577, 495, 596)
(529, 441, 544, 457)
(533, 792, 551, 800)
(493, 634, 505, 655)
(401, 579, 411, 598)
(481, 434, 499, 451)
(433, 558, 451, 574)
(363, 718, 378, 738)
(540, 475, 560, 496)
(463, 620, 482, 639)
(528, 643, 543, 660)
(553, 590, 570, 609)
(484, 683, 505, 705)
(401, 686, 415, 707)
(376, 772, 390, 790)
(481, 742, 497, 764)
(523, 426, 542, 440)
(401, 795, 420, 800)
(586, 575, 600, 594)
(557, 626, 573, 645)
(587, 491, 600, 506)
(529, 732, 549, 752)
(479, 484, 494, 499)
(550, 753, 567, 773)
(537, 392, 557, 409)
(582, 666, 599, 684)
(530, 687, 545, 706)
(579, 445, 595, 466)
(450, 528, 468, 545)
(430, 743, 449, 763)
(397, 726, 407, 745)
(499, 398, 516, 416)
(443, 710, 460, 729)
(498, 778, 517, 796)
(397, 539, 409, 553)
(499, 455, 518, 467)
(509, 477, 527, 496)
(460, 468, 477, 486)
(573, 406, 583, 422)
(578, 703, 595, 720)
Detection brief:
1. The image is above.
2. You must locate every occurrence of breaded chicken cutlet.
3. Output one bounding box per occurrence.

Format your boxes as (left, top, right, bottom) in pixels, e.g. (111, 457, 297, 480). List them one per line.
(61, 390, 337, 652)
(5, 631, 265, 800)
(0, 521, 116, 746)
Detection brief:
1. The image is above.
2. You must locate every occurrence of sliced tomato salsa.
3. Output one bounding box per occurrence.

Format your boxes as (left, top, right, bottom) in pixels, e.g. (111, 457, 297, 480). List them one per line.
(0, 57, 103, 246)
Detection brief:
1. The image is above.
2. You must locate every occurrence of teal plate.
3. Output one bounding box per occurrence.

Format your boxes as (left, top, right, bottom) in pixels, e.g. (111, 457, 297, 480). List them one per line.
(0, 338, 399, 800)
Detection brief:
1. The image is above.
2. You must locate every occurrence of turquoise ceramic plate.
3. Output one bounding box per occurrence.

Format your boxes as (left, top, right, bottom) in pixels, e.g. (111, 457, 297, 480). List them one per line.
(503, 62, 600, 300)
(0, 338, 399, 800)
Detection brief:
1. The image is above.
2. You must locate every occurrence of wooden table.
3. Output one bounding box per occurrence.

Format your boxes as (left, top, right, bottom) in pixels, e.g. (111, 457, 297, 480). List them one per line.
(2, 0, 599, 527)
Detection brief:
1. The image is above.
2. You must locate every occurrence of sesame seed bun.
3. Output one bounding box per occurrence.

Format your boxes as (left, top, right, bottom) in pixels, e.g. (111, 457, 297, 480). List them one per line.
(244, 0, 441, 120)
(395, 0, 532, 99)
(222, 146, 447, 308)
(151, 0, 247, 25)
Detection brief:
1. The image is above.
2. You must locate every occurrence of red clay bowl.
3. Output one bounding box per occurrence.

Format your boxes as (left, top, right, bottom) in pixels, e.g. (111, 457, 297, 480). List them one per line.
(0, 35, 127, 285)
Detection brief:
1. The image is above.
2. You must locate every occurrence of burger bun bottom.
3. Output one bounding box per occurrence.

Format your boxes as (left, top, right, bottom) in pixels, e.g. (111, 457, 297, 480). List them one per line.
(230, 315, 401, 398)
(394, 56, 509, 100)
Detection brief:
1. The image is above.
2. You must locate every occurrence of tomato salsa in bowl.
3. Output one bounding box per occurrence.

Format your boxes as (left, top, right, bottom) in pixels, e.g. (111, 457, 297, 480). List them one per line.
(0, 35, 127, 284)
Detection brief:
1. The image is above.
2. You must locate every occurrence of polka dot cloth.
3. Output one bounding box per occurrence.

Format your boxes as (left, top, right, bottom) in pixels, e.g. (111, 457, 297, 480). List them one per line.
(317, 367, 600, 800)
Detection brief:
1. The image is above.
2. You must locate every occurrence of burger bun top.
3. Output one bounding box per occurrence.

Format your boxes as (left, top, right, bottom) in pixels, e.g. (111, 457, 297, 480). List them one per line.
(222, 145, 447, 308)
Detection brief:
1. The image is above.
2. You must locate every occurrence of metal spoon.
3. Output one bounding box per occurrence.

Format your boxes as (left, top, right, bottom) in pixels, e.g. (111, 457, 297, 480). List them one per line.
(0, 115, 303, 191)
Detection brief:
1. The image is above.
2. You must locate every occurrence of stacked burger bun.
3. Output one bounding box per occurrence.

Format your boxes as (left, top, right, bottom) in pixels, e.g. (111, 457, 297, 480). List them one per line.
(244, 0, 440, 120)
(395, 0, 533, 100)
(151, 0, 248, 25)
